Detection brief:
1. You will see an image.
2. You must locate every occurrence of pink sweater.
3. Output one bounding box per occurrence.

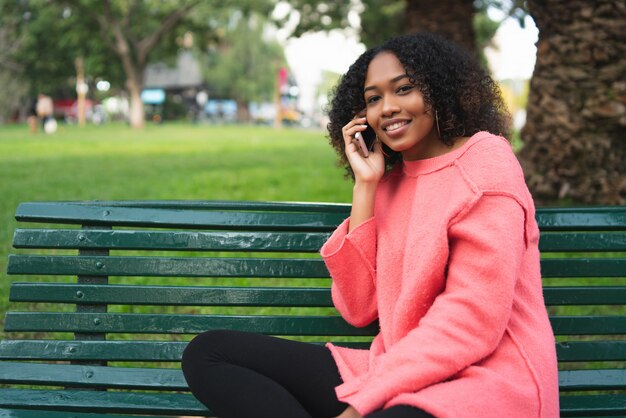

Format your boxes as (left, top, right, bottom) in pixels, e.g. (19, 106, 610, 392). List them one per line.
(321, 132, 559, 417)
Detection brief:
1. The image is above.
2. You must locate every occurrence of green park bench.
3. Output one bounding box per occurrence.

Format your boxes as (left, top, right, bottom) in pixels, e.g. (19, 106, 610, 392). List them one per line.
(0, 200, 625, 417)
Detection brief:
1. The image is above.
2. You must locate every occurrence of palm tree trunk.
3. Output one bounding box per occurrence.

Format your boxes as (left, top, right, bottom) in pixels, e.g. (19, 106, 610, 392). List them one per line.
(520, 0, 626, 205)
(404, 0, 476, 55)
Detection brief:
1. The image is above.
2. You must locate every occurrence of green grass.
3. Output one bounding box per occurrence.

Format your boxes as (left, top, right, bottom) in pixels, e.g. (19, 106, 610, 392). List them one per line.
(0, 122, 354, 324)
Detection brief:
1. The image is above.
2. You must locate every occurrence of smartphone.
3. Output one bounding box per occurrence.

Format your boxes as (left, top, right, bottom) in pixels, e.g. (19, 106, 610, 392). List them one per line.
(354, 111, 376, 157)
(361, 124, 376, 150)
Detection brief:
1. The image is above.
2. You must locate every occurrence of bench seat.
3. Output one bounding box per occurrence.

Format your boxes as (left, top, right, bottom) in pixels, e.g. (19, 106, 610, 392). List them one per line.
(1, 201, 625, 416)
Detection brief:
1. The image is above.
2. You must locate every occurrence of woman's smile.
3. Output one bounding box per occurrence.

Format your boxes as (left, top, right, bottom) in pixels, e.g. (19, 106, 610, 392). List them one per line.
(382, 119, 410, 132)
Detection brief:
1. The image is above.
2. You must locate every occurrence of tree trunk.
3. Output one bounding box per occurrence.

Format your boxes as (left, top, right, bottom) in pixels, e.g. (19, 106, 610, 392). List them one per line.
(127, 79, 145, 129)
(404, 0, 476, 55)
(75, 57, 87, 127)
(520, 0, 626, 205)
(118, 47, 146, 129)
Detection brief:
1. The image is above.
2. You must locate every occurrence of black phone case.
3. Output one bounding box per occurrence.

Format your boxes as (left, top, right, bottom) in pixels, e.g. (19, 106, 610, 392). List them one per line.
(361, 125, 376, 148)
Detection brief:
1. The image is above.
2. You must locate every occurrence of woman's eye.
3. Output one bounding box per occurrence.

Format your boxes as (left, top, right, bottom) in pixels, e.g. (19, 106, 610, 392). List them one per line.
(398, 85, 414, 94)
(365, 95, 380, 105)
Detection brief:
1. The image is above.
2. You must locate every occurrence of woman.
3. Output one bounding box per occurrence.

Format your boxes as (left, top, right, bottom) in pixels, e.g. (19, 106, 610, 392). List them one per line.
(182, 32, 559, 418)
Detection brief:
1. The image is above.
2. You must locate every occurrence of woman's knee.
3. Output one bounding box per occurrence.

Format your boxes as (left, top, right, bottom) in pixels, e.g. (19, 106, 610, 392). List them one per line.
(183, 329, 238, 363)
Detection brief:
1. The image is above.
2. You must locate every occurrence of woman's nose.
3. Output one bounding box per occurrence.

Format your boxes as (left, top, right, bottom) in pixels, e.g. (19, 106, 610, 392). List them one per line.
(381, 96, 400, 116)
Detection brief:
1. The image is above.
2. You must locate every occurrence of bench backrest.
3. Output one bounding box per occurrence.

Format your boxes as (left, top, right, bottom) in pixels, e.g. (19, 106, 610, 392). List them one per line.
(2, 201, 626, 417)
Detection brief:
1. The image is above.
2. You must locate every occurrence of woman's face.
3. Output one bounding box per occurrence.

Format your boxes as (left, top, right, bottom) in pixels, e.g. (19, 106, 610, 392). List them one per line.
(363, 52, 446, 161)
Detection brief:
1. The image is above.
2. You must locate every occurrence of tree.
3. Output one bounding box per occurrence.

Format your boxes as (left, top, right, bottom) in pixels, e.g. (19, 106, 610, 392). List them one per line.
(0, 2, 29, 122)
(204, 13, 286, 122)
(1, 0, 186, 127)
(519, 0, 626, 205)
(403, 0, 476, 53)
(276, 0, 510, 53)
(61, 0, 203, 129)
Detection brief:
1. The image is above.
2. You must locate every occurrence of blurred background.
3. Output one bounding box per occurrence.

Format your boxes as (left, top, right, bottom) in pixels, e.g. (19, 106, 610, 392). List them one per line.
(0, 0, 624, 206)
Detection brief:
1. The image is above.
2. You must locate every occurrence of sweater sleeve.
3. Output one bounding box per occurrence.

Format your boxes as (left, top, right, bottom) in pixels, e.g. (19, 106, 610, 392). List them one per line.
(321, 216, 378, 327)
(335, 195, 527, 414)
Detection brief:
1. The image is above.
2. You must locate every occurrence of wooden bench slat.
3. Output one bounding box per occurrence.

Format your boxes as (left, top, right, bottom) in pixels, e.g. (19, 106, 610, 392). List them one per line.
(560, 394, 626, 416)
(7, 229, 604, 252)
(17, 202, 626, 230)
(3, 389, 626, 417)
(10, 283, 333, 307)
(4, 361, 624, 393)
(540, 258, 626, 278)
(539, 232, 626, 252)
(551, 316, 626, 335)
(25, 199, 626, 225)
(13, 283, 626, 308)
(559, 369, 626, 391)
(544, 287, 626, 305)
(15, 202, 346, 231)
(0, 362, 187, 390)
(4, 312, 378, 336)
(0, 339, 370, 362)
(12, 229, 330, 252)
(556, 341, 626, 362)
(0, 340, 187, 362)
(23, 200, 353, 213)
(0, 409, 156, 418)
(536, 206, 626, 231)
(7, 255, 330, 278)
(2, 339, 622, 363)
(8, 312, 626, 336)
(0, 388, 208, 416)
(10, 255, 625, 279)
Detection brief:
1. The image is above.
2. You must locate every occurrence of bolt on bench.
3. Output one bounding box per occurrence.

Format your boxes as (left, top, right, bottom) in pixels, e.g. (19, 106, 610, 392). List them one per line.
(1, 201, 625, 417)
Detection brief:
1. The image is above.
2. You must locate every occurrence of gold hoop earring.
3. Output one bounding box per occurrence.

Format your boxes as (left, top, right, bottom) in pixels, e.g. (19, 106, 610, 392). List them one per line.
(435, 110, 442, 139)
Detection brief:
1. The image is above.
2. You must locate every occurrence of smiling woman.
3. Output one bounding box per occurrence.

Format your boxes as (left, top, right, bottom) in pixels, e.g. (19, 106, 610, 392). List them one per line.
(327, 32, 511, 180)
(181, 33, 559, 418)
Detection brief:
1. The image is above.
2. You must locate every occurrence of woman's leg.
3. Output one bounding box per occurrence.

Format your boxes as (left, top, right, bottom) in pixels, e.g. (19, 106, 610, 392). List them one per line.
(181, 329, 348, 418)
(365, 405, 435, 418)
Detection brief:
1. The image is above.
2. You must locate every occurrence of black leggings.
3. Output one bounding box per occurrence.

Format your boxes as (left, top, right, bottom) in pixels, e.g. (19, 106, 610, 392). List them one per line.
(182, 330, 434, 418)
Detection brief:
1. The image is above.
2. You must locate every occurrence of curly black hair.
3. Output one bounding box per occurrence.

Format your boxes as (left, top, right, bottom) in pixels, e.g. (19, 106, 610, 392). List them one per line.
(326, 32, 511, 179)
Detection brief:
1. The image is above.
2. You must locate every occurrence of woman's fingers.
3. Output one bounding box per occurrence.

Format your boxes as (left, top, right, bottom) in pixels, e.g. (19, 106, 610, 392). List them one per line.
(342, 117, 368, 158)
(343, 117, 367, 144)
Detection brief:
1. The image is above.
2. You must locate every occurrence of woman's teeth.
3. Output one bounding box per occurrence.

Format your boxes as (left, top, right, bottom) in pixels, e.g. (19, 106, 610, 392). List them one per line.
(385, 121, 408, 131)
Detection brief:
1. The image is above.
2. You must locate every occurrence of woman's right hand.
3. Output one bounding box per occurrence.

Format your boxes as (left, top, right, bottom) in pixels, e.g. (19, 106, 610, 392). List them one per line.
(343, 114, 385, 232)
(342, 115, 385, 185)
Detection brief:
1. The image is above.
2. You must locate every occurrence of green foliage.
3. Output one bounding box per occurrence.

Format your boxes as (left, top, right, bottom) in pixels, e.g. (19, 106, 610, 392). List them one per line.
(474, 0, 528, 26)
(359, 0, 405, 48)
(277, 0, 513, 53)
(1, 0, 123, 96)
(273, 0, 354, 37)
(473, 11, 501, 69)
(204, 13, 286, 105)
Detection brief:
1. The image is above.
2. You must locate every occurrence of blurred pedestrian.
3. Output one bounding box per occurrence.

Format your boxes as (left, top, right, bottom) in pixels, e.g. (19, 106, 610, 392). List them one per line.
(36, 94, 56, 134)
(27, 98, 38, 134)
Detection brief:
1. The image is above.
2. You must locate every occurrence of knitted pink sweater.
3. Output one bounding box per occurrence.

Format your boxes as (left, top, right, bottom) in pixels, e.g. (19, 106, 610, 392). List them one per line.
(321, 132, 559, 417)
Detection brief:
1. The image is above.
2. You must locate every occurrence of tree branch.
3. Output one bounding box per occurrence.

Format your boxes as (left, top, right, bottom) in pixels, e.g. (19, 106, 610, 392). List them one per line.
(135, 0, 201, 67)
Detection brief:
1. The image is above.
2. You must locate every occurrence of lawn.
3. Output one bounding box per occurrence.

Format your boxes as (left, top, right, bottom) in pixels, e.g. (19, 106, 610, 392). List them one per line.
(0, 122, 354, 324)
